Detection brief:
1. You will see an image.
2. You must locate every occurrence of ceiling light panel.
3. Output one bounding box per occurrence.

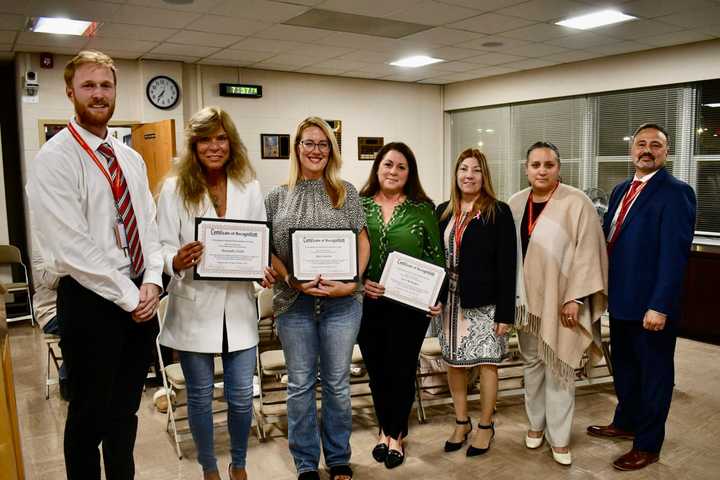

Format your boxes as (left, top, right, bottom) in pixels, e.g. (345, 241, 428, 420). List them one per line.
(556, 10, 637, 30)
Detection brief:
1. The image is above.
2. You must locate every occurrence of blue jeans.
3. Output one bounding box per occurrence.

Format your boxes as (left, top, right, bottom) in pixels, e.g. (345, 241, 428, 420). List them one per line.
(277, 294, 362, 474)
(179, 346, 257, 473)
(43, 316, 67, 380)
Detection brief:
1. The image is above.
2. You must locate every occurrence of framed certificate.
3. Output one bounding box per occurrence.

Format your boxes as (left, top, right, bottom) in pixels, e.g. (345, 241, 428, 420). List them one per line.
(379, 251, 446, 312)
(289, 228, 358, 281)
(193, 218, 270, 281)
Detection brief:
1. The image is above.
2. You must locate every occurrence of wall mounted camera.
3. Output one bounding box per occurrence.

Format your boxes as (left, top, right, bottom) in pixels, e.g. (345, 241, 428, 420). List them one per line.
(24, 71, 39, 96)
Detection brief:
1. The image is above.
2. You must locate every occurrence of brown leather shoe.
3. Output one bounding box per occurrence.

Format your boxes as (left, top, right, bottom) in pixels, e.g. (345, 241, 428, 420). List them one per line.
(586, 423, 635, 440)
(612, 449, 659, 471)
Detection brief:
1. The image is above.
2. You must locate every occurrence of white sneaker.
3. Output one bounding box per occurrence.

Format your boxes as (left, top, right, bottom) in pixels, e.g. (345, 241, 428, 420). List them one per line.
(551, 447, 572, 465)
(525, 432, 544, 449)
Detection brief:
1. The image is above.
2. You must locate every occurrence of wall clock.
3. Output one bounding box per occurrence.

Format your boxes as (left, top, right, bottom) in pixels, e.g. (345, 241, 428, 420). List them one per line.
(146, 75, 180, 110)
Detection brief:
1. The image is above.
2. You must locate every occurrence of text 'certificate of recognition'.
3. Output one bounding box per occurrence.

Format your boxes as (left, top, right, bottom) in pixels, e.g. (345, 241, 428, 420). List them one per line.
(194, 218, 270, 281)
(379, 251, 446, 312)
(290, 229, 358, 281)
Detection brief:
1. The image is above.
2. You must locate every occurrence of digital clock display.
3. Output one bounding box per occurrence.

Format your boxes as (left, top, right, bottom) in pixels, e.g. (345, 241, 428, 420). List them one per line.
(219, 83, 263, 98)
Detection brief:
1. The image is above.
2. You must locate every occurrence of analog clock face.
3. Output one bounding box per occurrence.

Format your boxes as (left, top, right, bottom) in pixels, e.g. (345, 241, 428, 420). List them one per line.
(146, 76, 179, 110)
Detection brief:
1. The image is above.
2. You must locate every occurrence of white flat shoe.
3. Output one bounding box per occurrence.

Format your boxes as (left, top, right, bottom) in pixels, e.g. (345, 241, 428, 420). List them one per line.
(525, 432, 544, 449)
(552, 447, 572, 465)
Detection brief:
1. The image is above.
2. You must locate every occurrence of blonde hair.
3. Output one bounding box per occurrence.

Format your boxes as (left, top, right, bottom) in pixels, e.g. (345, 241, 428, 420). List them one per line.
(64, 50, 117, 87)
(175, 106, 255, 214)
(288, 116, 346, 208)
(441, 148, 498, 223)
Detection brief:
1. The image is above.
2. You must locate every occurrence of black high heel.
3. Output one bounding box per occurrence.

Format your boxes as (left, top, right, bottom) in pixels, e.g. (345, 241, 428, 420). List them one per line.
(466, 422, 495, 457)
(444, 418, 472, 452)
(384, 445, 405, 469)
(372, 442, 389, 462)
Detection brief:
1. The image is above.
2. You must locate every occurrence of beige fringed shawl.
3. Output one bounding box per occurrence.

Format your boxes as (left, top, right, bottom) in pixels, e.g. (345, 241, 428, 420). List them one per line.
(508, 184, 608, 387)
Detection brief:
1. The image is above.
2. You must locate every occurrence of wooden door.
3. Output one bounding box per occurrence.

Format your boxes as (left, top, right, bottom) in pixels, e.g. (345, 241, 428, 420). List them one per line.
(131, 119, 176, 196)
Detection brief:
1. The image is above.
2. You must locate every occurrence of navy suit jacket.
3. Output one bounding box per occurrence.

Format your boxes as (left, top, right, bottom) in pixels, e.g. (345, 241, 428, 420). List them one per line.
(603, 167, 696, 322)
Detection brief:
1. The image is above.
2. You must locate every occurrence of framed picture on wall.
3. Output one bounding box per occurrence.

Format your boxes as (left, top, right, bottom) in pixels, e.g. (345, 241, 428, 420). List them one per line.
(358, 137, 384, 160)
(325, 120, 342, 153)
(261, 134, 290, 159)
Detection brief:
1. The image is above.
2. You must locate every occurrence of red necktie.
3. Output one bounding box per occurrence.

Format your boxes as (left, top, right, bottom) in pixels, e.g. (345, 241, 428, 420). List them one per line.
(608, 180, 643, 250)
(97, 142, 145, 276)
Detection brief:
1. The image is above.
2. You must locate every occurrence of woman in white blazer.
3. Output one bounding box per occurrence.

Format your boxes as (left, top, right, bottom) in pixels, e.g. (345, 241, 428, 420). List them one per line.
(157, 107, 274, 480)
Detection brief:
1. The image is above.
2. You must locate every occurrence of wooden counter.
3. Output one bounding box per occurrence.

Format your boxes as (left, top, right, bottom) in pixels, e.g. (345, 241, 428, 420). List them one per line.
(0, 283, 25, 480)
(680, 245, 720, 345)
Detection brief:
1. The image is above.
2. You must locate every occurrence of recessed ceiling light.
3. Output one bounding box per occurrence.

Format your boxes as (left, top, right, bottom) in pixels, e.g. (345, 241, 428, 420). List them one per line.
(556, 9, 637, 30)
(703, 103, 720, 108)
(485, 129, 494, 133)
(30, 17, 97, 36)
(389, 55, 443, 68)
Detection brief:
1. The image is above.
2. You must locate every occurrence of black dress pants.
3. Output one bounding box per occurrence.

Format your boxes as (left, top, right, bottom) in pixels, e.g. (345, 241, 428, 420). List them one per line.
(610, 317, 677, 453)
(358, 296, 429, 439)
(58, 277, 158, 480)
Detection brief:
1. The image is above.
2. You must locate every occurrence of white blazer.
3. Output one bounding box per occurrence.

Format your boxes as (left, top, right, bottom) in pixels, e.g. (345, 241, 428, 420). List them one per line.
(157, 176, 266, 353)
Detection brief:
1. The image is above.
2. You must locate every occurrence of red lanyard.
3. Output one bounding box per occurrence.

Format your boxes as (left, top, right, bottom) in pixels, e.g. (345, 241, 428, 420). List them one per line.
(67, 122, 122, 200)
(453, 211, 472, 251)
(527, 181, 559, 237)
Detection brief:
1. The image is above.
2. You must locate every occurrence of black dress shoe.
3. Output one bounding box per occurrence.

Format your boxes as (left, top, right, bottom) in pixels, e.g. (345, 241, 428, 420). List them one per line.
(466, 423, 494, 457)
(385, 446, 405, 469)
(372, 443, 389, 462)
(444, 418, 472, 452)
(298, 471, 320, 480)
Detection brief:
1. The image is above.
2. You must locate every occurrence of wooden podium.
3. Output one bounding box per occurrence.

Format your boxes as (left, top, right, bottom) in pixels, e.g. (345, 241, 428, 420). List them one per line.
(0, 283, 25, 479)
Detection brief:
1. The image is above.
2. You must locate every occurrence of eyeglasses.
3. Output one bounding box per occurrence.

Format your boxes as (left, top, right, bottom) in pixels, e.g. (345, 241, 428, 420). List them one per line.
(299, 140, 331, 153)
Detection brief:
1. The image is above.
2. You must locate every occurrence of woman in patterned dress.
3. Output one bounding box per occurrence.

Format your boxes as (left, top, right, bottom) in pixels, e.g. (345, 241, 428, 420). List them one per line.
(357, 142, 444, 469)
(264, 117, 370, 480)
(436, 148, 517, 457)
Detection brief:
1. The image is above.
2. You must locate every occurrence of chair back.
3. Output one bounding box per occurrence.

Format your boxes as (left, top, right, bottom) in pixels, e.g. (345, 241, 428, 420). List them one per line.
(0, 245, 22, 265)
(257, 287, 273, 321)
(157, 295, 169, 329)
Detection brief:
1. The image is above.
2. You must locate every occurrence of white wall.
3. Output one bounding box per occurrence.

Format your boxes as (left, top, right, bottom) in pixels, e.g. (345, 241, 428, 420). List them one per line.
(444, 39, 720, 111)
(191, 65, 444, 200)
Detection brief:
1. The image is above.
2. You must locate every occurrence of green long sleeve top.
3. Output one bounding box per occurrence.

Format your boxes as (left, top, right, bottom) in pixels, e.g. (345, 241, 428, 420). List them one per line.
(361, 196, 445, 283)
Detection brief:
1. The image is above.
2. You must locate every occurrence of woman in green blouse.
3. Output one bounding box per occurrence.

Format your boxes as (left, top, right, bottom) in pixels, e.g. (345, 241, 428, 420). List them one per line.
(358, 142, 444, 469)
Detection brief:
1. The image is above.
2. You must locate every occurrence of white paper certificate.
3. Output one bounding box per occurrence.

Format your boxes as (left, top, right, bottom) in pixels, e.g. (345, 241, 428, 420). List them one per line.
(194, 218, 270, 281)
(379, 251, 446, 312)
(290, 229, 358, 281)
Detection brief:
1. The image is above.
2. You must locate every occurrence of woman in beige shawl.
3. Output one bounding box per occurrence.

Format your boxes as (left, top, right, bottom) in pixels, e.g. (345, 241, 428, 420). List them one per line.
(508, 142, 607, 466)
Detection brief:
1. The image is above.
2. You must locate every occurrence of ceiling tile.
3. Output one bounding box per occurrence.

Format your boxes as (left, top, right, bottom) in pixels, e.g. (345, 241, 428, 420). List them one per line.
(126, 0, 223, 13)
(585, 40, 654, 55)
(541, 49, 602, 63)
(335, 50, 393, 63)
(149, 43, 221, 57)
(96, 23, 178, 42)
(185, 15, 272, 36)
(309, 58, 371, 70)
(205, 48, 274, 63)
(16, 31, 89, 48)
(595, 19, 685, 40)
(622, 0, 717, 19)
(463, 51, 527, 65)
(255, 53, 319, 67)
(296, 65, 349, 76)
(699, 24, 720, 36)
(501, 57, 558, 70)
(253, 24, 335, 43)
(398, 27, 486, 47)
(95, 49, 147, 60)
(228, 37, 307, 53)
(338, 70, 385, 79)
(434, 60, 485, 72)
(209, 0, 309, 22)
(166, 30, 244, 48)
(457, 35, 531, 51)
(388, 1, 483, 26)
(655, 7, 720, 28)
(417, 77, 452, 84)
(545, 31, 617, 49)
(315, 31, 403, 51)
(382, 72, 434, 82)
(111, 4, 202, 28)
(426, 45, 491, 60)
(198, 58, 249, 67)
(0, 14, 25, 30)
(0, 42, 12, 51)
(466, 65, 515, 77)
(16, 45, 82, 55)
(435, 0, 528, 11)
(142, 53, 202, 63)
(499, 23, 579, 42)
(497, 0, 596, 22)
(0, 30, 16, 43)
(318, 0, 423, 17)
(85, 37, 157, 52)
(503, 42, 569, 56)
(249, 62, 302, 72)
(448, 13, 536, 35)
(641, 30, 716, 47)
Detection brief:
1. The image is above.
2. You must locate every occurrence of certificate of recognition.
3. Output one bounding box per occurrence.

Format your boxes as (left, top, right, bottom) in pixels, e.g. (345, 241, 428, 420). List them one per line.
(194, 218, 270, 281)
(379, 251, 446, 312)
(290, 229, 358, 281)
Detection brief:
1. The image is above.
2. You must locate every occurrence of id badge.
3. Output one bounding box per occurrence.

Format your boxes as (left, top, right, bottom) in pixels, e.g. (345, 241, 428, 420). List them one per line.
(114, 220, 129, 255)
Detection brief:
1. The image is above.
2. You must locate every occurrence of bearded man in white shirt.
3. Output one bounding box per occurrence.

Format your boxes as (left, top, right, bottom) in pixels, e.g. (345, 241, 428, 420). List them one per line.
(26, 50, 163, 479)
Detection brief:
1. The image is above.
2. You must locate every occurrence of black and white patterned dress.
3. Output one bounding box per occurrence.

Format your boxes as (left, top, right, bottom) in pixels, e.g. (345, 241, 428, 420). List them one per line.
(265, 178, 366, 315)
(440, 216, 508, 366)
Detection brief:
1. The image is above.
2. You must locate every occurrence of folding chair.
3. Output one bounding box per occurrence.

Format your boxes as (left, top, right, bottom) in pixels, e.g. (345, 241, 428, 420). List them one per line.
(44, 333, 62, 399)
(0, 245, 35, 325)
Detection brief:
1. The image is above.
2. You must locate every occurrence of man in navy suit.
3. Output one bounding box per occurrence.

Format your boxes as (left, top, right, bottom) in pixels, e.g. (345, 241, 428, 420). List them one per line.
(587, 123, 696, 471)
